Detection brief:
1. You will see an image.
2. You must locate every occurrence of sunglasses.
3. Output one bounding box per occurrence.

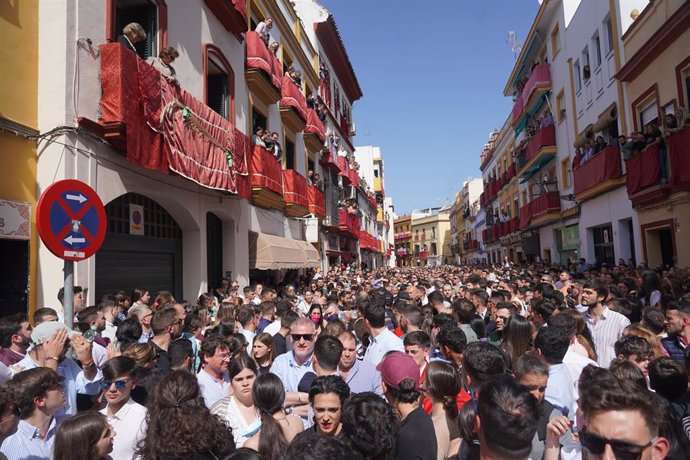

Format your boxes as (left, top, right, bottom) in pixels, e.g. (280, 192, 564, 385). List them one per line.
(580, 430, 653, 460)
(291, 334, 314, 342)
(99, 379, 130, 390)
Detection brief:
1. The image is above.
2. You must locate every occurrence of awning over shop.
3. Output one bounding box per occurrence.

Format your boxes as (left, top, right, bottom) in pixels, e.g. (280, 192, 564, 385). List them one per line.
(249, 232, 320, 270)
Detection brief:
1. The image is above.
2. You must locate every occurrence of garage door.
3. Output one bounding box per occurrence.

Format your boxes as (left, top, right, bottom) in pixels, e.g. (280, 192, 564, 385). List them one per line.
(96, 193, 182, 302)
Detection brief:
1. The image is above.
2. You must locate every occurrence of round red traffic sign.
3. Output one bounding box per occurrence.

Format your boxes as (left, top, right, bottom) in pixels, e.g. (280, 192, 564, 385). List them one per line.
(36, 180, 107, 261)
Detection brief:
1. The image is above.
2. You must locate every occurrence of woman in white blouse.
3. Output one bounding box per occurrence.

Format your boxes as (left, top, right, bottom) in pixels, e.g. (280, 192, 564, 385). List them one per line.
(210, 353, 261, 447)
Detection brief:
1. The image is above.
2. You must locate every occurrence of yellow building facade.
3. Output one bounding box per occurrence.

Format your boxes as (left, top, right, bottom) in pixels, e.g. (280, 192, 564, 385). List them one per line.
(394, 215, 412, 267)
(0, 0, 39, 316)
(617, 0, 690, 267)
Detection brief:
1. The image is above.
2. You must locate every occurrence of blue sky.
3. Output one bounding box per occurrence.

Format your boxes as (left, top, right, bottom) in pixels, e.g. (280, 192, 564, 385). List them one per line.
(320, 0, 540, 215)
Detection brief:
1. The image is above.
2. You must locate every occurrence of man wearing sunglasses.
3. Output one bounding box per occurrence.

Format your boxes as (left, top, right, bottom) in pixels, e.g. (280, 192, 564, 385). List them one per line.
(579, 376, 669, 460)
(270, 318, 318, 423)
(99, 356, 146, 460)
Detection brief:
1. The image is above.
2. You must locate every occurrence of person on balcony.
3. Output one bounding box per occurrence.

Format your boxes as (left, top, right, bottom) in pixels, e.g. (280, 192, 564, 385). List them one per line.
(644, 121, 667, 183)
(117, 22, 146, 56)
(572, 148, 584, 169)
(307, 170, 315, 186)
(269, 42, 279, 57)
(540, 110, 554, 129)
(593, 136, 607, 154)
(286, 66, 302, 86)
(255, 18, 273, 46)
(621, 131, 647, 160)
(582, 139, 596, 163)
(313, 173, 323, 189)
(251, 127, 266, 148)
(269, 132, 282, 162)
(146, 46, 179, 85)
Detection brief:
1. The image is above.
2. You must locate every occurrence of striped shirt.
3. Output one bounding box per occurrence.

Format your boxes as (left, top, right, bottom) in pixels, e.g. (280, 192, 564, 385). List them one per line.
(0, 417, 61, 460)
(583, 306, 630, 367)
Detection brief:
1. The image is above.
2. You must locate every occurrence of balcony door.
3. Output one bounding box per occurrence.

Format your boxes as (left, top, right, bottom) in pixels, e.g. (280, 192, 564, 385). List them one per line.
(114, 0, 159, 59)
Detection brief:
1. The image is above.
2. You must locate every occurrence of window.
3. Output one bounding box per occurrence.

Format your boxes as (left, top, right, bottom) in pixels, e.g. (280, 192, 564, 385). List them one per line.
(431, 243, 437, 256)
(111, 0, 166, 59)
(204, 45, 235, 121)
(605, 17, 614, 54)
(283, 53, 293, 76)
(582, 47, 591, 80)
(593, 33, 602, 68)
(592, 224, 615, 266)
(574, 60, 582, 93)
(561, 157, 570, 188)
(252, 108, 267, 135)
(639, 101, 659, 129)
(550, 24, 560, 59)
(556, 89, 566, 122)
(285, 139, 295, 170)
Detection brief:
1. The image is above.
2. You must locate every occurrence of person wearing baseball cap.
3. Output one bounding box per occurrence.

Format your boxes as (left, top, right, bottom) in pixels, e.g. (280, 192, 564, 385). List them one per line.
(15, 322, 101, 417)
(377, 351, 437, 460)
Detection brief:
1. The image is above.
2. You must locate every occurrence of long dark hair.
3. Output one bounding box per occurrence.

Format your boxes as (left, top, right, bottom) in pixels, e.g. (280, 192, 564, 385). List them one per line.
(501, 315, 533, 367)
(135, 370, 235, 458)
(54, 412, 108, 460)
(425, 361, 462, 419)
(252, 373, 288, 460)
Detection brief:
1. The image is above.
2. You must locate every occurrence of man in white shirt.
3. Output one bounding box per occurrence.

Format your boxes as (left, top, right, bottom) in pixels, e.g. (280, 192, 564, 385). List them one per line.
(99, 356, 146, 459)
(100, 300, 119, 343)
(237, 305, 258, 347)
(581, 281, 630, 367)
(197, 334, 232, 408)
(535, 325, 575, 418)
(363, 298, 403, 368)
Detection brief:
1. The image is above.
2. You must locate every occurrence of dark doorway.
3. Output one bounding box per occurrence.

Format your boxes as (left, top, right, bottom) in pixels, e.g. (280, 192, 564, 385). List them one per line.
(97, 193, 183, 301)
(206, 213, 223, 293)
(0, 240, 29, 316)
(627, 219, 636, 265)
(658, 228, 674, 267)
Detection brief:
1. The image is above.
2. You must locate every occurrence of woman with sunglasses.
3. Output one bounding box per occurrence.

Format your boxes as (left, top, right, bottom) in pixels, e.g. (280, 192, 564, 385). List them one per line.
(99, 356, 146, 459)
(54, 412, 115, 460)
(211, 353, 261, 448)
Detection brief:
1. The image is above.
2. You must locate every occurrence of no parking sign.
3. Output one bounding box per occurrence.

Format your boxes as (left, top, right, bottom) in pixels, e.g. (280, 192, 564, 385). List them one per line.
(36, 180, 107, 261)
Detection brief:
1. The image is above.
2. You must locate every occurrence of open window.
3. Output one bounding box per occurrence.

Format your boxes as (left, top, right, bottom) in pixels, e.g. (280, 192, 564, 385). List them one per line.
(285, 139, 295, 170)
(107, 0, 167, 59)
(252, 108, 267, 134)
(204, 45, 235, 121)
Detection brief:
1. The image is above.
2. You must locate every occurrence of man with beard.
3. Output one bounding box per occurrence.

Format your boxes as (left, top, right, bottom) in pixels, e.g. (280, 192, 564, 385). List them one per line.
(581, 281, 630, 367)
(337, 331, 381, 395)
(197, 334, 232, 408)
(0, 315, 32, 366)
(149, 308, 184, 375)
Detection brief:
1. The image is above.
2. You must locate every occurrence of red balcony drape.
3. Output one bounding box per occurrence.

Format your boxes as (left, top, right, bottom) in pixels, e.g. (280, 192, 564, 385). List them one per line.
(626, 144, 660, 195)
(99, 43, 248, 194)
(282, 170, 308, 208)
(281, 76, 308, 122)
(250, 145, 283, 195)
(524, 126, 556, 164)
(307, 185, 326, 217)
(669, 126, 690, 186)
(573, 146, 622, 195)
(305, 109, 326, 141)
(246, 32, 282, 91)
(522, 63, 551, 103)
(512, 95, 524, 124)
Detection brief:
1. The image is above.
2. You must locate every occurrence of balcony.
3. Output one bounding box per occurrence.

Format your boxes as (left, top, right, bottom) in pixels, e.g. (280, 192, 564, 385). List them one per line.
(245, 31, 282, 105)
(304, 109, 326, 152)
(320, 149, 339, 172)
(349, 168, 360, 188)
(359, 231, 379, 252)
(203, 0, 247, 39)
(307, 185, 326, 218)
(83, 43, 249, 197)
(250, 145, 284, 209)
(338, 209, 360, 237)
(395, 231, 411, 241)
(282, 169, 308, 217)
(518, 125, 556, 176)
(574, 146, 624, 202)
(337, 156, 352, 185)
(627, 126, 690, 207)
(493, 218, 519, 239)
(512, 94, 524, 125)
(373, 176, 383, 193)
(419, 250, 430, 260)
(521, 63, 552, 107)
(519, 191, 561, 229)
(280, 76, 308, 133)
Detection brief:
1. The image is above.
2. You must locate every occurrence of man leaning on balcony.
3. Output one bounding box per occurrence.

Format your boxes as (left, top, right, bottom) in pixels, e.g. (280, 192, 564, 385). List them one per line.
(117, 22, 146, 57)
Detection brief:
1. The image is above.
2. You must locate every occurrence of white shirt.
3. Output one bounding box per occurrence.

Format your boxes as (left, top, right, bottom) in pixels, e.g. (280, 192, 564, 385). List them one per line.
(583, 306, 630, 367)
(240, 329, 256, 347)
(100, 398, 147, 460)
(102, 321, 118, 343)
(263, 319, 281, 337)
(210, 396, 261, 448)
(197, 368, 231, 408)
(363, 328, 404, 367)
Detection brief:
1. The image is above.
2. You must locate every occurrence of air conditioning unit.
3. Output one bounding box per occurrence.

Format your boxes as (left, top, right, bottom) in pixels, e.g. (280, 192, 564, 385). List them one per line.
(349, 122, 356, 136)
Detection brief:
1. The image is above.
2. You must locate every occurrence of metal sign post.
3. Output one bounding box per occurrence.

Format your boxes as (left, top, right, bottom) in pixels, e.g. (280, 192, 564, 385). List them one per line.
(63, 260, 74, 328)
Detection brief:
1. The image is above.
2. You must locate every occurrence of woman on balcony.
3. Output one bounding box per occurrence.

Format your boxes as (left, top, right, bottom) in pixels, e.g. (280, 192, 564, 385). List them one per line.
(146, 46, 179, 85)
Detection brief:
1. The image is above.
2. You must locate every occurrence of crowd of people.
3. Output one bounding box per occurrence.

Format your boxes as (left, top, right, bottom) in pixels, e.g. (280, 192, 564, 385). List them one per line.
(0, 260, 689, 459)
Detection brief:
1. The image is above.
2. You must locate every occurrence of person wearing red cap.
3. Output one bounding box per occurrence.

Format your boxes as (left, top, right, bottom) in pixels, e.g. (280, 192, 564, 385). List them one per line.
(377, 351, 437, 460)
